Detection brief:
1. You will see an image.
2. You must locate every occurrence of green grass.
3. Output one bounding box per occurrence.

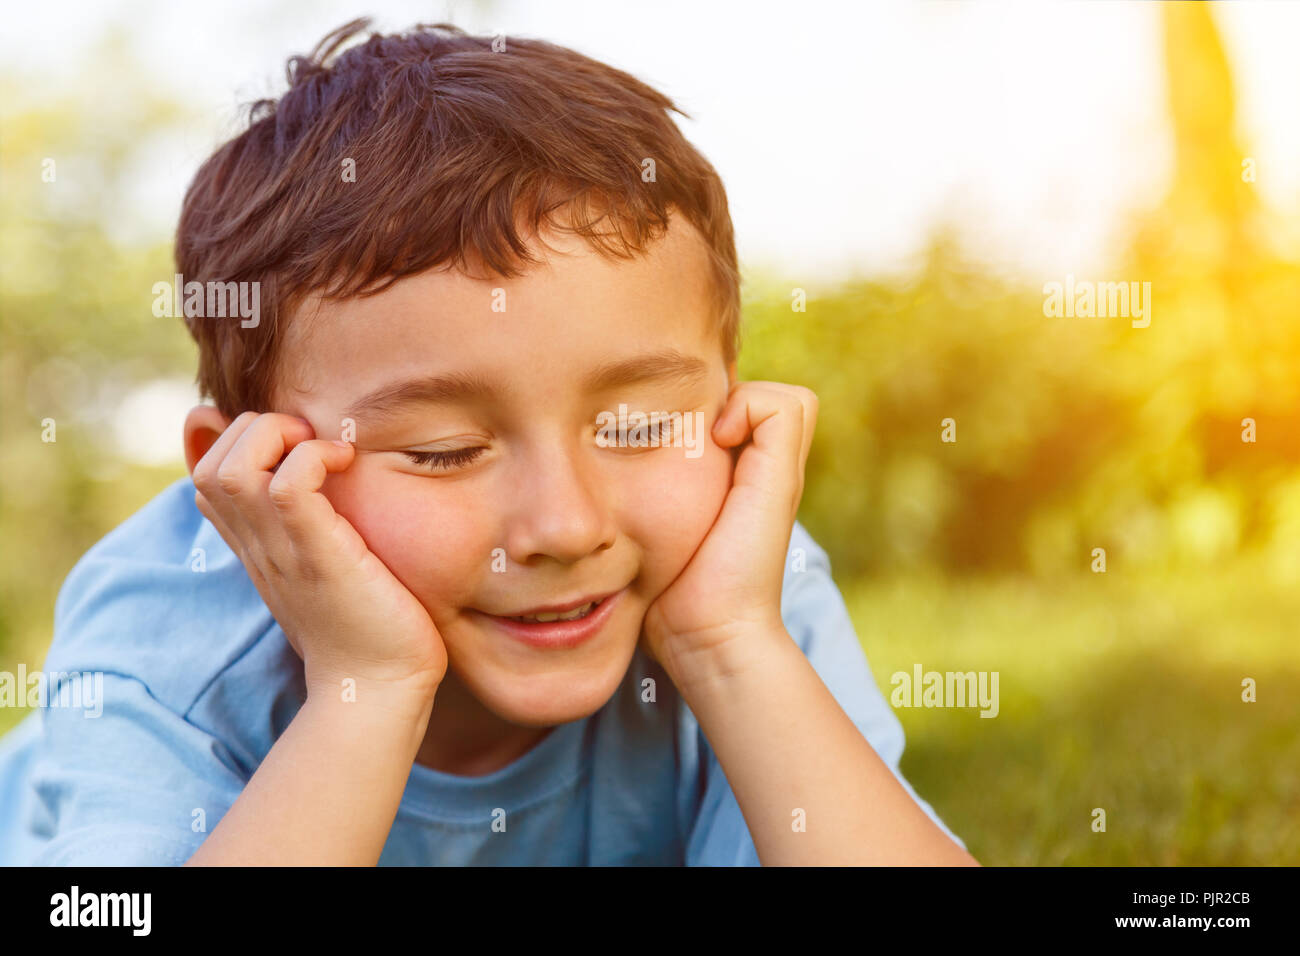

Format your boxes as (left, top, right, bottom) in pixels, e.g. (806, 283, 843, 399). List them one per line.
(4, 543, 1296, 866)
(843, 560, 1300, 865)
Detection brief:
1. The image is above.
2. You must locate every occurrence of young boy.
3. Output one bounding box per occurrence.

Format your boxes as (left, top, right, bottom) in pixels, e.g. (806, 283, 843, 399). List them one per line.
(0, 19, 975, 866)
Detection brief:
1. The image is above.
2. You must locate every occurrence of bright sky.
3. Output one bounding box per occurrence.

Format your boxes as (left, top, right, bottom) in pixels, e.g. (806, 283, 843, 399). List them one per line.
(4, 0, 1298, 463)
(5, 0, 1298, 283)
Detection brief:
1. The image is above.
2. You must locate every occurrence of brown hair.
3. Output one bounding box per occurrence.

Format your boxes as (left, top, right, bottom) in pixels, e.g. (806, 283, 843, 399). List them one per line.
(176, 18, 741, 418)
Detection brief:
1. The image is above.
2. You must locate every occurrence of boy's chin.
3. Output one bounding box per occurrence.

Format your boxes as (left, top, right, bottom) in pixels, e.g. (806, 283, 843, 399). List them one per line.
(468, 657, 636, 728)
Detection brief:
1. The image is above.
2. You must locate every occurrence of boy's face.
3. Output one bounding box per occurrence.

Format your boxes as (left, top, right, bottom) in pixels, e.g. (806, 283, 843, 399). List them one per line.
(273, 214, 735, 726)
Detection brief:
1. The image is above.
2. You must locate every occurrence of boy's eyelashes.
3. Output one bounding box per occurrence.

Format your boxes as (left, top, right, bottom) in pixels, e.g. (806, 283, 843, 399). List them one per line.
(402, 447, 487, 471)
(601, 417, 678, 448)
(396, 414, 686, 473)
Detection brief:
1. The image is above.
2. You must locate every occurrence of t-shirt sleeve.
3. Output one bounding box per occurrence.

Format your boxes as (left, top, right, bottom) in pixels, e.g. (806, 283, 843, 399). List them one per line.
(23, 673, 246, 866)
(684, 522, 967, 865)
(14, 483, 256, 866)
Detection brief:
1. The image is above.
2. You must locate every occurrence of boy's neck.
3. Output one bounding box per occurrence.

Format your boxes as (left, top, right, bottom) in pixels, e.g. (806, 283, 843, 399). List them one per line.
(414, 668, 552, 776)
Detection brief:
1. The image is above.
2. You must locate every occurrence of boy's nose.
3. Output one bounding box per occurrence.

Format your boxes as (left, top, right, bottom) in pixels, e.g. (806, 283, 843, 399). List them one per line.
(502, 442, 615, 565)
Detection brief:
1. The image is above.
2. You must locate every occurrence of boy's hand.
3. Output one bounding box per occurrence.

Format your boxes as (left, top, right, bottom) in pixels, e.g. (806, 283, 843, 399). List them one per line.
(642, 381, 817, 685)
(191, 412, 447, 705)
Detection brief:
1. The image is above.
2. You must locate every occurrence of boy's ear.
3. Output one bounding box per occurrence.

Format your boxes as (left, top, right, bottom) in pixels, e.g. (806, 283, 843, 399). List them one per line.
(183, 405, 233, 476)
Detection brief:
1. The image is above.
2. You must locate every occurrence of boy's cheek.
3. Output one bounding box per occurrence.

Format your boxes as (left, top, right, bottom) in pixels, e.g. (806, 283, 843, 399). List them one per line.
(320, 468, 485, 606)
(624, 444, 733, 587)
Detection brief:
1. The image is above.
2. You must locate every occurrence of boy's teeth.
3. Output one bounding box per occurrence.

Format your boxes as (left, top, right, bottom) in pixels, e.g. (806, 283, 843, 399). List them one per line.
(511, 602, 595, 623)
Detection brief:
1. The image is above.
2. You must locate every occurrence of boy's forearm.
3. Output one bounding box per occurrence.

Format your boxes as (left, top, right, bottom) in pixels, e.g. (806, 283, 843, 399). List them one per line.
(666, 629, 979, 866)
(186, 685, 434, 866)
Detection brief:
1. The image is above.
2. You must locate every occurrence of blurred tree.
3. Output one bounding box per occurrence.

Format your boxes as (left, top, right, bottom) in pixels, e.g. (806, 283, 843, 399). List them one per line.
(0, 33, 196, 667)
(742, 3, 1300, 580)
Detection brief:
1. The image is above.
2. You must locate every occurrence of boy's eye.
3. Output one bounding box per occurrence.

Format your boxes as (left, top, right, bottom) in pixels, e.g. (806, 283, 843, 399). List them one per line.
(599, 414, 678, 449)
(402, 447, 486, 471)
(615, 419, 675, 444)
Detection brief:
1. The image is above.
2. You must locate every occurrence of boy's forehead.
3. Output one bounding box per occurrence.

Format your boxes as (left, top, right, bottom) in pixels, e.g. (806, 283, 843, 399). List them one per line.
(274, 213, 719, 407)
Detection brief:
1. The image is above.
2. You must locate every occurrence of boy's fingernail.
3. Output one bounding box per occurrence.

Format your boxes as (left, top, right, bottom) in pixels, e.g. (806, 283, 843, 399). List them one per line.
(331, 440, 353, 449)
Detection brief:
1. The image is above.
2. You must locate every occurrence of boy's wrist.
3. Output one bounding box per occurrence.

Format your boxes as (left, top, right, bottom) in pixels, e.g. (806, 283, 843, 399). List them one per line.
(304, 665, 440, 727)
(655, 619, 793, 700)
(299, 687, 436, 769)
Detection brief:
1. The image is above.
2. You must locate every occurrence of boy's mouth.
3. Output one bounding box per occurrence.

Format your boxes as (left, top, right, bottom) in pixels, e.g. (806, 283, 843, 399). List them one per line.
(477, 589, 625, 650)
(506, 602, 598, 623)
(501, 590, 616, 623)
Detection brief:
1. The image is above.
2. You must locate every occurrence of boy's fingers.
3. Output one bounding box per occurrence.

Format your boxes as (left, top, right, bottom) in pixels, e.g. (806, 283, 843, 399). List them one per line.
(218, 413, 317, 495)
(712, 382, 815, 515)
(197, 487, 300, 656)
(194, 488, 273, 598)
(194, 488, 244, 555)
(213, 414, 317, 536)
(792, 387, 818, 498)
(267, 439, 357, 547)
(191, 410, 259, 497)
(192, 411, 264, 544)
(713, 382, 805, 455)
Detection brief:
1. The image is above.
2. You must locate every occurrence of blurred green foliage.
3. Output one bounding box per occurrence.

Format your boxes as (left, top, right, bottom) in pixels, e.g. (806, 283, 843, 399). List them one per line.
(0, 6, 1295, 862)
(740, 228, 1300, 580)
(739, 8, 1300, 578)
(1, 34, 197, 675)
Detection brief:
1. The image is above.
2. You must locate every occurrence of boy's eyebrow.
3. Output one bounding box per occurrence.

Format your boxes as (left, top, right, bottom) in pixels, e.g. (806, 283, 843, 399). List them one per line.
(582, 349, 711, 393)
(343, 371, 497, 424)
(343, 350, 711, 424)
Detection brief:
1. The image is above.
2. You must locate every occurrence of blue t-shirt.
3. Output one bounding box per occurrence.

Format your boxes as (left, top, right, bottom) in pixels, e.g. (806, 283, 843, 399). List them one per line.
(0, 477, 964, 865)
